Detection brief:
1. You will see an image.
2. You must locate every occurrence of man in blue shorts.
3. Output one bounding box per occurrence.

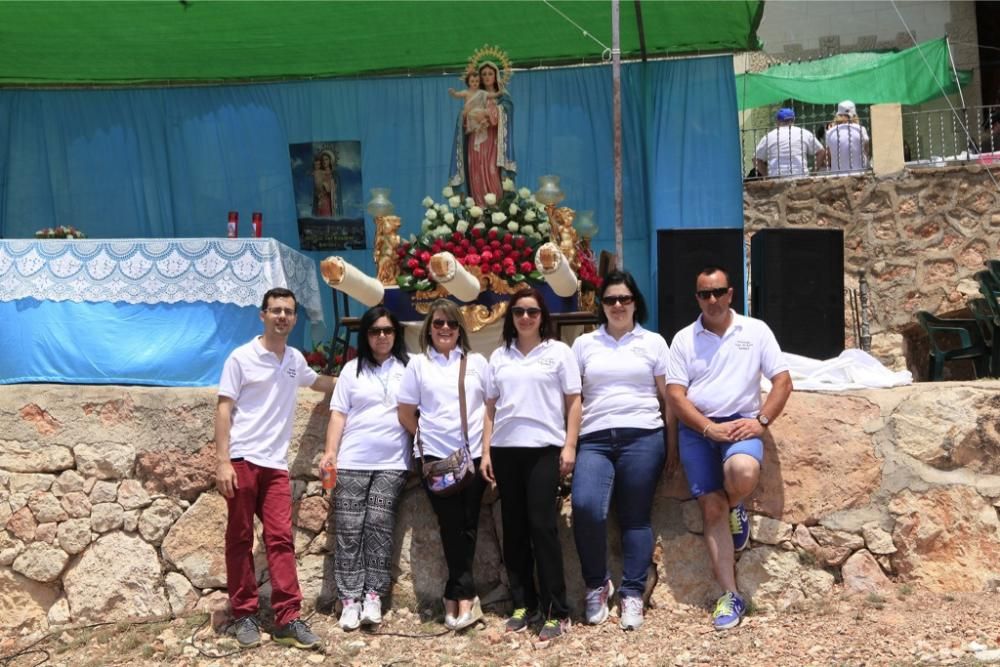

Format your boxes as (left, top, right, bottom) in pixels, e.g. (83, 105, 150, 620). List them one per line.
(665, 266, 792, 630)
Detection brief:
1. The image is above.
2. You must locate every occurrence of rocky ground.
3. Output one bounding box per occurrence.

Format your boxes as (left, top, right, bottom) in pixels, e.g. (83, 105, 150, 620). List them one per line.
(3, 587, 999, 667)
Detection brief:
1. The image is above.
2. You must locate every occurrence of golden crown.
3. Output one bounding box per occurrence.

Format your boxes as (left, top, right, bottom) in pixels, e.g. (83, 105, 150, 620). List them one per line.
(462, 44, 512, 88)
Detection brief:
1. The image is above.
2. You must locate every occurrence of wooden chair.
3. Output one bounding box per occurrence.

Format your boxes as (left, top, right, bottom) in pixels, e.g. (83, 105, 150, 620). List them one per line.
(915, 310, 991, 380)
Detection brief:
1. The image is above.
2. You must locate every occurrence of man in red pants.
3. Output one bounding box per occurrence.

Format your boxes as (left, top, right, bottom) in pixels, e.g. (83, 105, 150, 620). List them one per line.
(214, 287, 334, 650)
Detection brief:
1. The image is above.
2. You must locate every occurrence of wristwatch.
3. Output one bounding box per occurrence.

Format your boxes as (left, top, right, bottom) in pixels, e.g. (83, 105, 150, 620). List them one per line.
(756, 413, 770, 427)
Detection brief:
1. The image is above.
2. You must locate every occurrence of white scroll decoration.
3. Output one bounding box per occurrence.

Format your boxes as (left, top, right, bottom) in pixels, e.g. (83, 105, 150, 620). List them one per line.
(429, 252, 481, 302)
(534, 243, 578, 297)
(319, 256, 385, 306)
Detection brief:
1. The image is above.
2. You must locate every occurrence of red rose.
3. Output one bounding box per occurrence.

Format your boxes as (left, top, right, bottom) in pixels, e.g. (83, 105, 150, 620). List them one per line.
(412, 267, 427, 278)
(502, 243, 513, 253)
(466, 253, 479, 264)
(460, 238, 470, 249)
(407, 258, 419, 269)
(445, 241, 456, 252)
(502, 256, 515, 266)
(471, 228, 482, 238)
(420, 251, 431, 263)
(491, 262, 502, 274)
(490, 240, 501, 249)
(396, 248, 407, 258)
(503, 233, 513, 244)
(520, 261, 533, 273)
(475, 238, 486, 249)
(452, 231, 463, 242)
(487, 229, 498, 240)
(481, 250, 493, 262)
(514, 237, 526, 248)
(454, 248, 466, 259)
(504, 264, 516, 275)
(432, 241, 443, 253)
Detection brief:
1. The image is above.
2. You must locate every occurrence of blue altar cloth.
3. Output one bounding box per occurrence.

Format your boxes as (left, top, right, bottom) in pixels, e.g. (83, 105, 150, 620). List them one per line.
(0, 238, 323, 386)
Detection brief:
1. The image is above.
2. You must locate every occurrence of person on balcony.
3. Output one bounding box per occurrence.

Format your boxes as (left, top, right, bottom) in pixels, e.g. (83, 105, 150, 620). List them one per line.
(753, 108, 825, 178)
(824, 100, 870, 173)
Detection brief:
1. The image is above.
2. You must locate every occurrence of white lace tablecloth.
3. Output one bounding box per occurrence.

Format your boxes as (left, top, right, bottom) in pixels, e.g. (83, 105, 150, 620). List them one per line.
(0, 238, 324, 326)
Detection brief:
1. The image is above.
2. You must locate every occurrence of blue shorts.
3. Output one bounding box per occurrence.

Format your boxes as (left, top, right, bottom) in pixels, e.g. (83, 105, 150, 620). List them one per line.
(678, 415, 763, 498)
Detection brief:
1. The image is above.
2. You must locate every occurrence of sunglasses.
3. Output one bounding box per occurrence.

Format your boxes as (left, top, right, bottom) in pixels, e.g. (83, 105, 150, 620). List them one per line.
(696, 287, 731, 300)
(601, 294, 634, 306)
(432, 318, 460, 330)
(265, 307, 296, 316)
(367, 326, 395, 337)
(511, 306, 542, 318)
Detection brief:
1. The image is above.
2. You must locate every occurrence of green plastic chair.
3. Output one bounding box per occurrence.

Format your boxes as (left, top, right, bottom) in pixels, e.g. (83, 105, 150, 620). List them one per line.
(986, 259, 1000, 285)
(969, 298, 1000, 377)
(915, 310, 991, 380)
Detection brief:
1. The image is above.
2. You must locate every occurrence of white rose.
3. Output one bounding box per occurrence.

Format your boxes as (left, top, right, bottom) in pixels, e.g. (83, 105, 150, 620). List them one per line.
(502, 178, 515, 192)
(444, 212, 455, 224)
(521, 225, 535, 236)
(491, 212, 507, 224)
(421, 220, 433, 231)
(537, 222, 551, 233)
(484, 193, 497, 206)
(442, 186, 454, 198)
(456, 220, 469, 233)
(425, 209, 438, 220)
(525, 210, 537, 222)
(518, 187, 532, 199)
(449, 195, 461, 208)
(435, 204, 446, 213)
(508, 203, 519, 216)
(473, 222, 486, 230)
(507, 222, 519, 232)
(470, 206, 483, 218)
(435, 225, 451, 237)
(465, 197, 475, 207)
(422, 196, 434, 208)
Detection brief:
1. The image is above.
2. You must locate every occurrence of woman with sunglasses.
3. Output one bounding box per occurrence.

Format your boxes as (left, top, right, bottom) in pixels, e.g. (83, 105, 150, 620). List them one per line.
(480, 287, 581, 644)
(570, 269, 677, 632)
(397, 299, 489, 631)
(319, 306, 410, 630)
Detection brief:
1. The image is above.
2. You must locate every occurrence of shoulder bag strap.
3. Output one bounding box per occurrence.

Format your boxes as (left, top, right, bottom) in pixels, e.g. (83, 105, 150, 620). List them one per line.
(458, 353, 469, 447)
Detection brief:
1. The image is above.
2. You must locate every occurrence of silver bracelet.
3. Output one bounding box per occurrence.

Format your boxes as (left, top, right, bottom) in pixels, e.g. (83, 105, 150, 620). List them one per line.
(702, 422, 711, 437)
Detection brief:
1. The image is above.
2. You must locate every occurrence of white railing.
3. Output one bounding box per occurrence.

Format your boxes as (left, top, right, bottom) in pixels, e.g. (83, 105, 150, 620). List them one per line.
(903, 105, 1000, 167)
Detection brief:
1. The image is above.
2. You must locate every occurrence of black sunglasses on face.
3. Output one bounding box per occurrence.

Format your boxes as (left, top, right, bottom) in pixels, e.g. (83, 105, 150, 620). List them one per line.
(432, 318, 460, 330)
(511, 307, 542, 318)
(367, 326, 395, 337)
(696, 287, 731, 300)
(601, 294, 634, 306)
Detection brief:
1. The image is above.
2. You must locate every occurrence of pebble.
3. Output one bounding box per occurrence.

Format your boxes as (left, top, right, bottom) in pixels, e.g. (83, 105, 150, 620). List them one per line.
(969, 642, 989, 652)
(976, 649, 1000, 663)
(307, 654, 325, 663)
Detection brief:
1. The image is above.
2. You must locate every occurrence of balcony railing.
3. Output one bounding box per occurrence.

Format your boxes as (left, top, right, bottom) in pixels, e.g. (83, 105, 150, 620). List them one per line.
(903, 104, 1000, 167)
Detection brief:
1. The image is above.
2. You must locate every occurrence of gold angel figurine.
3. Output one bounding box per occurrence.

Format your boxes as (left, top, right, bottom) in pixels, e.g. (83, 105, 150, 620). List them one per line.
(374, 215, 401, 285)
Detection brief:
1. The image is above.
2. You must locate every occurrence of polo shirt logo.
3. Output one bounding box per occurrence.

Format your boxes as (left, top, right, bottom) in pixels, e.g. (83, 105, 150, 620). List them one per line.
(538, 357, 556, 368)
(735, 340, 753, 351)
(286, 368, 297, 378)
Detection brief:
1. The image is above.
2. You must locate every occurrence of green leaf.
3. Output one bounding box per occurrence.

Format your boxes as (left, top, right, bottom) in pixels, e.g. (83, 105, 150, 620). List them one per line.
(528, 270, 543, 281)
(512, 273, 525, 282)
(397, 275, 414, 288)
(414, 279, 433, 291)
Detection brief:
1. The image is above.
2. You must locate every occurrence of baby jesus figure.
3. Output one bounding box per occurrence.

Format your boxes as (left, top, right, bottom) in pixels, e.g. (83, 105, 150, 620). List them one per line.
(449, 71, 500, 149)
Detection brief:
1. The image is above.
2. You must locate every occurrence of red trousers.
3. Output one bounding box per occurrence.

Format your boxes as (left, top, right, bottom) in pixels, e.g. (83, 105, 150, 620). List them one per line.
(225, 460, 302, 626)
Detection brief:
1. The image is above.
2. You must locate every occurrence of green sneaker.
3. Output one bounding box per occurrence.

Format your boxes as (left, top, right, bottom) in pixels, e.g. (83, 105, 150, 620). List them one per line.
(272, 618, 320, 650)
(505, 607, 541, 632)
(536, 617, 570, 644)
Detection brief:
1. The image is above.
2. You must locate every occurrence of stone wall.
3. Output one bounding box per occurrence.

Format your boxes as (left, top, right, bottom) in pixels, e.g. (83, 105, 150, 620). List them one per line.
(743, 165, 1000, 378)
(3, 383, 1000, 638)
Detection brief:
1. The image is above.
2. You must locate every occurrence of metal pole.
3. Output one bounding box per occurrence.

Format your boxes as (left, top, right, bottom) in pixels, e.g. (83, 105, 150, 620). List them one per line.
(945, 35, 967, 109)
(858, 271, 872, 352)
(612, 0, 623, 268)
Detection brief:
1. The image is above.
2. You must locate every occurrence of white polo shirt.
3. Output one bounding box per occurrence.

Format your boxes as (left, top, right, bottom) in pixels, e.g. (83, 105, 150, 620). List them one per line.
(572, 324, 669, 435)
(397, 348, 487, 459)
(486, 339, 581, 449)
(329, 356, 411, 471)
(218, 337, 318, 470)
(666, 310, 788, 418)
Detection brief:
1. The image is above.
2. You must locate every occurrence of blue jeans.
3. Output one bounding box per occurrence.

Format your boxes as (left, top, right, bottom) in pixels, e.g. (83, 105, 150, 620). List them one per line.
(571, 427, 665, 598)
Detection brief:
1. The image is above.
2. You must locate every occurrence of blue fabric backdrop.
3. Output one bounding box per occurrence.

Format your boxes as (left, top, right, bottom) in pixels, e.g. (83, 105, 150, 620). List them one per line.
(0, 56, 741, 336)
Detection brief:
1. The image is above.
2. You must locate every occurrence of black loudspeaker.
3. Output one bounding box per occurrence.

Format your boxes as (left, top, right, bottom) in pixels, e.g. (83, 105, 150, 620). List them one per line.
(750, 229, 844, 360)
(657, 229, 745, 342)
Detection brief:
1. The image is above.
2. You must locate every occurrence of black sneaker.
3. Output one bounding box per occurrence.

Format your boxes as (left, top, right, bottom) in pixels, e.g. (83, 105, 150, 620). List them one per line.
(232, 615, 260, 648)
(536, 618, 570, 645)
(504, 607, 541, 632)
(272, 618, 320, 650)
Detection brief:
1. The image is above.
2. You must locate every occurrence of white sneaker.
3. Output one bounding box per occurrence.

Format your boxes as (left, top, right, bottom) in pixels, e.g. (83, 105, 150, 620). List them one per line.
(360, 591, 382, 625)
(584, 579, 614, 625)
(339, 598, 361, 630)
(619, 595, 644, 631)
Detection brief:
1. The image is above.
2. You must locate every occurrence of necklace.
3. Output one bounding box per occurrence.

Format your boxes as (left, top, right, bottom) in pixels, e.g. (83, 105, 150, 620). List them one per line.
(372, 360, 393, 406)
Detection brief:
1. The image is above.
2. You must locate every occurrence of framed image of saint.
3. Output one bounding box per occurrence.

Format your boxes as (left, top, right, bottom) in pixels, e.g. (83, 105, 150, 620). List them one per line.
(289, 140, 366, 251)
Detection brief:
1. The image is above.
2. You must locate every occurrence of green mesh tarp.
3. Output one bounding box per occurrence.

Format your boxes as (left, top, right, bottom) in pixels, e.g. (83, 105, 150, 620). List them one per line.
(0, 0, 763, 86)
(735, 37, 971, 110)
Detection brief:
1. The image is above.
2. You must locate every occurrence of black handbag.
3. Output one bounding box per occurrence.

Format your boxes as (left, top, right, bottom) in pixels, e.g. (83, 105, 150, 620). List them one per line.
(416, 354, 475, 497)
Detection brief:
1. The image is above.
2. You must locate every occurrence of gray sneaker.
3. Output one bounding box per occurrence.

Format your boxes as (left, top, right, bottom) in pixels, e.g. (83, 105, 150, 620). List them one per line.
(584, 579, 614, 625)
(619, 595, 644, 631)
(272, 618, 320, 650)
(232, 615, 260, 648)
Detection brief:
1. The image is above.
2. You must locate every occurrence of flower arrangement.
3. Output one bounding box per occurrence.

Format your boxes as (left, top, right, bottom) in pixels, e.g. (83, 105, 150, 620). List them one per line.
(576, 245, 602, 291)
(302, 340, 355, 376)
(394, 179, 552, 292)
(35, 225, 87, 239)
